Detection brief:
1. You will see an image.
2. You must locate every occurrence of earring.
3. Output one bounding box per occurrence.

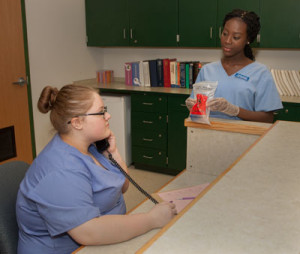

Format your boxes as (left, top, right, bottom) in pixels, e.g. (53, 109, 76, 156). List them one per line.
(247, 42, 250, 45)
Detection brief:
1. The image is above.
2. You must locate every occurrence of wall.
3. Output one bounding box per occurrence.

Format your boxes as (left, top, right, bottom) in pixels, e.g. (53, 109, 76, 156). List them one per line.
(25, 0, 300, 154)
(25, 0, 104, 153)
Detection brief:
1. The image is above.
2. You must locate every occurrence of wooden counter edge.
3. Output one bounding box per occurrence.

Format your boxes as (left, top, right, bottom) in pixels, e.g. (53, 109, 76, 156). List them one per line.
(136, 121, 279, 254)
(184, 118, 271, 135)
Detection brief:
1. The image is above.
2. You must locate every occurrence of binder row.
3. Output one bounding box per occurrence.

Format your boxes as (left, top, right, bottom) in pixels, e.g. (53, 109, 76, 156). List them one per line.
(125, 59, 206, 88)
(96, 70, 114, 84)
(271, 69, 300, 96)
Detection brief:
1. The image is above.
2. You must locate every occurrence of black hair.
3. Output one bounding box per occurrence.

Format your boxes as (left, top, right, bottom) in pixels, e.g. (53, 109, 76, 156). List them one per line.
(223, 9, 261, 61)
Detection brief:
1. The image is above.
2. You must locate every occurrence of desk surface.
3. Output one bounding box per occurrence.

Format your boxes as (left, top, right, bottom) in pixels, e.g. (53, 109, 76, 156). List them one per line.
(139, 121, 300, 254)
(74, 120, 300, 254)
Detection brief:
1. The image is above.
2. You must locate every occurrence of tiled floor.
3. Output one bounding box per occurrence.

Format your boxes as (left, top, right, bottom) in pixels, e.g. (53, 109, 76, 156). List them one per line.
(123, 165, 174, 211)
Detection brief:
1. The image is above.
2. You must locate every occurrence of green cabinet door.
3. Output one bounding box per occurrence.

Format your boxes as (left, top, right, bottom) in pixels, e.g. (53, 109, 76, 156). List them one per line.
(260, 0, 300, 48)
(178, 0, 217, 47)
(85, 0, 129, 46)
(274, 102, 300, 122)
(216, 0, 260, 47)
(129, 0, 178, 46)
(167, 95, 189, 171)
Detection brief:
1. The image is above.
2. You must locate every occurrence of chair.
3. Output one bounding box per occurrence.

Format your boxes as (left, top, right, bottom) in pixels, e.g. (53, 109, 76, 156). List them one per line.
(0, 161, 29, 254)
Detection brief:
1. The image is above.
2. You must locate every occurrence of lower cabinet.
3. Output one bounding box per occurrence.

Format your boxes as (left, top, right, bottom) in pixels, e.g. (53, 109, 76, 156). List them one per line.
(131, 93, 189, 175)
(274, 102, 300, 122)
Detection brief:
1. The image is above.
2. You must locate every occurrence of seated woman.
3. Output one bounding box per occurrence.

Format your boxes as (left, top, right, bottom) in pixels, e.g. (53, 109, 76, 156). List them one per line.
(16, 84, 176, 254)
(186, 9, 283, 123)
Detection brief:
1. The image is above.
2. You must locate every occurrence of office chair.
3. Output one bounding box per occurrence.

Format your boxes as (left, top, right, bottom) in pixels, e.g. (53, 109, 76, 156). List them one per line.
(0, 161, 29, 254)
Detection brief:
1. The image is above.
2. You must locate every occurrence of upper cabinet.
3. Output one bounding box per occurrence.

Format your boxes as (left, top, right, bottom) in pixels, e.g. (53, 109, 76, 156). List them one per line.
(85, 0, 178, 47)
(260, 0, 300, 48)
(178, 0, 217, 47)
(85, 0, 300, 49)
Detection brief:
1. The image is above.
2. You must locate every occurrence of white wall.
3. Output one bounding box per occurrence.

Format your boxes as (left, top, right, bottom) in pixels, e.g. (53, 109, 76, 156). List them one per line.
(25, 0, 104, 153)
(25, 0, 300, 154)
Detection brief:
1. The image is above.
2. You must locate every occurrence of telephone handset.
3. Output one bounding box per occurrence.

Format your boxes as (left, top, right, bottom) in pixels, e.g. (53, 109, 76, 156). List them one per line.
(95, 138, 110, 153)
(94, 139, 158, 204)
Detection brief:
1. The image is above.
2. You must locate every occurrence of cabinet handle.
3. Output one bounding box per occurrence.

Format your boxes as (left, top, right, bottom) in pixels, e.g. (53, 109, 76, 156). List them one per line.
(142, 102, 153, 106)
(123, 28, 126, 39)
(257, 34, 261, 43)
(130, 28, 133, 39)
(219, 27, 222, 39)
(180, 104, 186, 107)
(285, 109, 289, 114)
(143, 138, 153, 142)
(210, 27, 213, 39)
(142, 120, 153, 124)
(143, 155, 153, 159)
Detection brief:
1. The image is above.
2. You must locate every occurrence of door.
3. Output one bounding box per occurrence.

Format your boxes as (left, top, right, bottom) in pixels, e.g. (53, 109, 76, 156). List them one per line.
(260, 0, 300, 48)
(85, 0, 130, 46)
(129, 0, 178, 46)
(178, 0, 217, 47)
(0, 0, 33, 164)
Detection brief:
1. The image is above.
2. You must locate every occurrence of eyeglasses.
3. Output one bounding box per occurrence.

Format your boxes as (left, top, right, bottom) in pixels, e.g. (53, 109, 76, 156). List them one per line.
(67, 106, 107, 124)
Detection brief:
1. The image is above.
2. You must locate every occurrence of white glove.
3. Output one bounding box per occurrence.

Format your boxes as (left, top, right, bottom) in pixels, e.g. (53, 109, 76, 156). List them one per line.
(207, 98, 239, 116)
(185, 97, 196, 111)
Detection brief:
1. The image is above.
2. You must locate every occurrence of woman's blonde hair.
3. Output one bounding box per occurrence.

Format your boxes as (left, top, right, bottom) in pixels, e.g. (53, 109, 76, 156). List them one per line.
(37, 84, 97, 134)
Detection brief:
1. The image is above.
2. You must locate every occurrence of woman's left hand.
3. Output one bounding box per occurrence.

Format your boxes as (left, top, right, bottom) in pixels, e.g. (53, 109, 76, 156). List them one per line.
(106, 131, 117, 154)
(207, 97, 239, 116)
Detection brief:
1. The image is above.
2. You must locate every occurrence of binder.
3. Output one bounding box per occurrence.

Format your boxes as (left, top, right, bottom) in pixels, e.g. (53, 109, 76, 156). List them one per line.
(163, 58, 171, 87)
(149, 60, 158, 87)
(156, 59, 164, 87)
(124, 62, 132, 85)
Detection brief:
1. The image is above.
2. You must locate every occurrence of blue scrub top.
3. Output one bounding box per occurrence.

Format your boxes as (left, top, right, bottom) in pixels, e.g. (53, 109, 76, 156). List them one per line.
(190, 61, 283, 120)
(16, 134, 126, 254)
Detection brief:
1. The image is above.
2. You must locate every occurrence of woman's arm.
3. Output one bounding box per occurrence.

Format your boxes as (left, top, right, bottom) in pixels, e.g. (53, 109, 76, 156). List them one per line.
(68, 202, 176, 245)
(237, 108, 274, 123)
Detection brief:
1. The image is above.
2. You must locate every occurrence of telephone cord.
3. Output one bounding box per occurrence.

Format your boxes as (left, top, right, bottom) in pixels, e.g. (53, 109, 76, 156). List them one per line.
(108, 152, 158, 205)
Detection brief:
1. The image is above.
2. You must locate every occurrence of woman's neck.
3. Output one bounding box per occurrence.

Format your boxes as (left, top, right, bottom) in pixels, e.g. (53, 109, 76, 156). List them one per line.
(60, 133, 90, 155)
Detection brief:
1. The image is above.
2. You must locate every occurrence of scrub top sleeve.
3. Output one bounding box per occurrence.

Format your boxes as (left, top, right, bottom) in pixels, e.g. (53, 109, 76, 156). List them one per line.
(254, 69, 283, 112)
(29, 169, 100, 237)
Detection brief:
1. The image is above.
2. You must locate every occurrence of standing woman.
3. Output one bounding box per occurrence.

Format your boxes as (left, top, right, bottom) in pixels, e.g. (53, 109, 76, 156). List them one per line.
(186, 9, 282, 123)
(16, 84, 176, 254)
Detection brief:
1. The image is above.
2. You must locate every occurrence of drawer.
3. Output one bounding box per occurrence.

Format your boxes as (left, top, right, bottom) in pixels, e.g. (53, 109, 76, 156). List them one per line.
(131, 93, 167, 113)
(132, 129, 167, 149)
(131, 111, 167, 131)
(132, 146, 167, 167)
(168, 94, 190, 113)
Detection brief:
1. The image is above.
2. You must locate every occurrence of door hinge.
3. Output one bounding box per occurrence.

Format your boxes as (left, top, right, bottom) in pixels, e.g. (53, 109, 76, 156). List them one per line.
(176, 34, 180, 43)
(166, 157, 168, 165)
(166, 115, 168, 123)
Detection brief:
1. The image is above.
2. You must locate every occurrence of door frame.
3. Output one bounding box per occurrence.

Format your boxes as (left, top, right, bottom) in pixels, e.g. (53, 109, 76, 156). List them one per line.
(20, 0, 36, 158)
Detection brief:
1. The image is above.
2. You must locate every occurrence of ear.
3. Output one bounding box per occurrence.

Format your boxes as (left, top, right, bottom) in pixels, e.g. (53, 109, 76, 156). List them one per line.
(70, 117, 83, 130)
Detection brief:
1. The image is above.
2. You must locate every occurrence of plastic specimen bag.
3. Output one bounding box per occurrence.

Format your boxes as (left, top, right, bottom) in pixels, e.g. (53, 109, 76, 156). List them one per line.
(189, 81, 218, 125)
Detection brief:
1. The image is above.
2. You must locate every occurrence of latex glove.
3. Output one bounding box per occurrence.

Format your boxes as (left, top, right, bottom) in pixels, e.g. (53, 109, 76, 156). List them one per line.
(207, 98, 240, 116)
(185, 97, 196, 111)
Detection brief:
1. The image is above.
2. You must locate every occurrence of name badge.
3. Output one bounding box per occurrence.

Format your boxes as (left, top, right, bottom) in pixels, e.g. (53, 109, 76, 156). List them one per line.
(234, 73, 249, 81)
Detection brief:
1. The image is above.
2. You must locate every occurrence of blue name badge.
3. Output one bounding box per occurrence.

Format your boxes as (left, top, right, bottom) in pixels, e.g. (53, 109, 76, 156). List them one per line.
(234, 73, 249, 81)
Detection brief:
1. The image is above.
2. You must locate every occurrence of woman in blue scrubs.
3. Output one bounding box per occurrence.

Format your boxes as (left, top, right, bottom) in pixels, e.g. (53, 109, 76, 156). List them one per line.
(186, 9, 282, 123)
(16, 84, 176, 254)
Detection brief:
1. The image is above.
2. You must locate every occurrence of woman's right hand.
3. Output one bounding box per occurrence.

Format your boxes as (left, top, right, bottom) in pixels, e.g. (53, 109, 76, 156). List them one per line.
(148, 202, 177, 228)
(185, 98, 196, 111)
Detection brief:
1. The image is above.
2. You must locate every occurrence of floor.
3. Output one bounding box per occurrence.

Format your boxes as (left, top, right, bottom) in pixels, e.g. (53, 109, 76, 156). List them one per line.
(123, 165, 174, 212)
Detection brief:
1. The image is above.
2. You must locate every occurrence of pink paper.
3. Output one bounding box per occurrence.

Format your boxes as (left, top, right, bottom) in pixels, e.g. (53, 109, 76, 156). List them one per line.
(157, 183, 209, 213)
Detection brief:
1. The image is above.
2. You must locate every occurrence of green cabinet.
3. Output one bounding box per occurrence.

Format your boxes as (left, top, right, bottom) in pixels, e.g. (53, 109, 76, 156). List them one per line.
(167, 94, 189, 171)
(85, 0, 178, 47)
(86, 0, 300, 48)
(274, 102, 300, 122)
(178, 0, 217, 47)
(85, 0, 129, 46)
(260, 0, 300, 48)
(131, 93, 189, 175)
(178, 0, 260, 47)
